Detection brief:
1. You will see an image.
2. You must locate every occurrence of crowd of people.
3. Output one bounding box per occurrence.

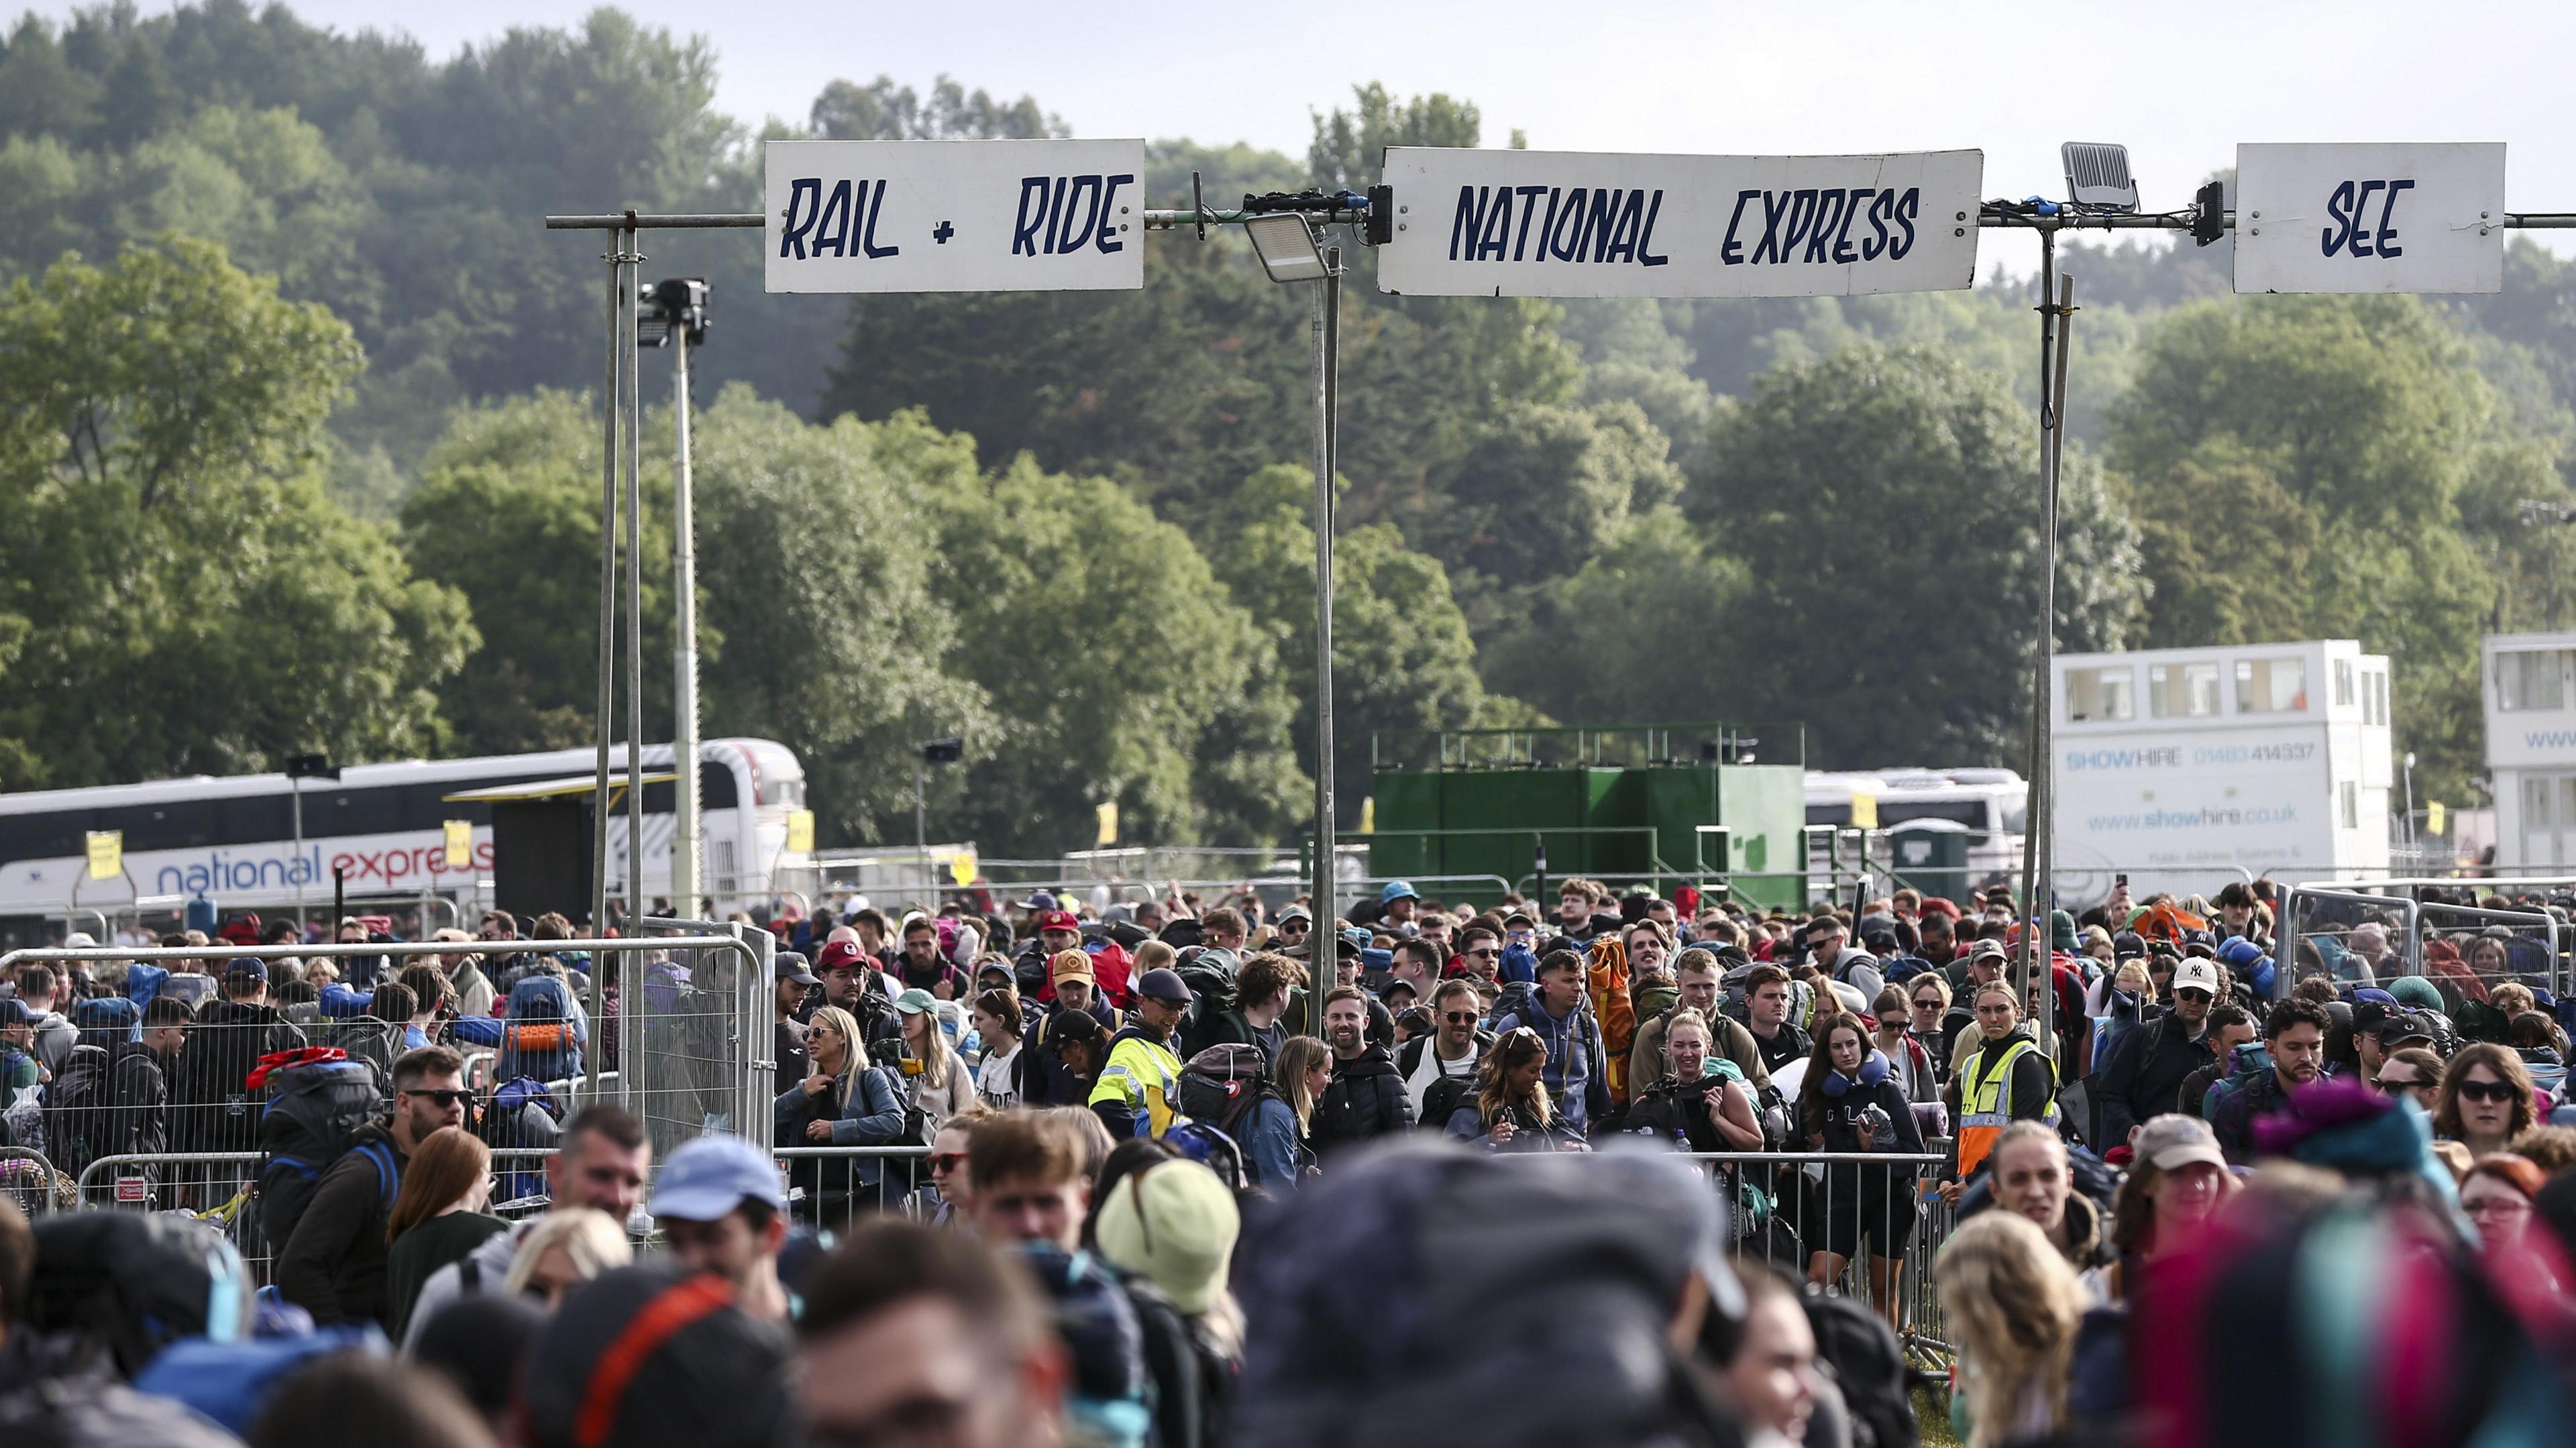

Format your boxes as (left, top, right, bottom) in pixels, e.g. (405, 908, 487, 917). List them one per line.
(7, 872, 2576, 1444)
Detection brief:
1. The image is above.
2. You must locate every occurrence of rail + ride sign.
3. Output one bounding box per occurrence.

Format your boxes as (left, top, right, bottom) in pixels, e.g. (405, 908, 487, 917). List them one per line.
(1374, 148, 1984, 298)
(765, 138, 1148, 294)
(2233, 142, 2506, 294)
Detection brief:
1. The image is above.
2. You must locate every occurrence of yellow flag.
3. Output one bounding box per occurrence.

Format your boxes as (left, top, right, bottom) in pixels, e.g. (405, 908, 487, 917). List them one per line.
(1358, 795, 1376, 834)
(85, 830, 121, 881)
(1095, 801, 1118, 847)
(2426, 800, 2447, 836)
(443, 820, 473, 869)
(949, 850, 979, 887)
(1849, 791, 1878, 830)
(786, 810, 815, 854)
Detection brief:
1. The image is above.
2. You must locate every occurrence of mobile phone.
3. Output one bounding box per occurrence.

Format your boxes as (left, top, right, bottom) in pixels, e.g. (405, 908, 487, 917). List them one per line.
(2116, 874, 2129, 889)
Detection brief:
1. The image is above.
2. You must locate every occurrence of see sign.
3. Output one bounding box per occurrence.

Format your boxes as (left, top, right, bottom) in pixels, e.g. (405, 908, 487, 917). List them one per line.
(2234, 143, 2504, 294)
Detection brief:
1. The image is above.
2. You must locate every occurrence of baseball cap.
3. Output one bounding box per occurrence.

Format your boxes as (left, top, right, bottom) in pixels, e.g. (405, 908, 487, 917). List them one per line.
(814, 940, 865, 977)
(2133, 1115, 2228, 1174)
(2373, 1010, 2436, 1048)
(522, 1263, 792, 1448)
(1965, 939, 2010, 966)
(1275, 904, 1313, 926)
(1049, 1009, 1108, 1051)
(647, 1133, 788, 1222)
(1020, 890, 1060, 912)
(1051, 950, 1096, 985)
(1381, 880, 1419, 904)
(892, 988, 936, 1015)
(774, 952, 819, 986)
(1136, 967, 1193, 1005)
(1036, 909, 1081, 935)
(0, 998, 30, 1028)
(2171, 958, 2222, 996)
(1501, 908, 1535, 929)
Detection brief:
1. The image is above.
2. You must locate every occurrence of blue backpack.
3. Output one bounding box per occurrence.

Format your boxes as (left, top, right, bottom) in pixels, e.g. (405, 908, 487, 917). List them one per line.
(497, 974, 582, 1082)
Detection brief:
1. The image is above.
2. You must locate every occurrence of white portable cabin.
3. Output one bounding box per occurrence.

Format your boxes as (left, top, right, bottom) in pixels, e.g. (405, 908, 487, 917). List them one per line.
(2049, 640, 2392, 903)
(2482, 630, 2576, 870)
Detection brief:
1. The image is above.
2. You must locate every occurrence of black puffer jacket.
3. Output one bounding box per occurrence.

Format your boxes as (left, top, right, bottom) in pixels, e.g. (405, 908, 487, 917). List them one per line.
(1309, 1046, 1415, 1154)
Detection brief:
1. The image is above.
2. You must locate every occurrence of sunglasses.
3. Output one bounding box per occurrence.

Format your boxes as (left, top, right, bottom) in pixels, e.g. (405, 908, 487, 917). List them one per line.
(2456, 1079, 2520, 1104)
(405, 1088, 476, 1109)
(2375, 1074, 2426, 1091)
(1442, 1011, 1479, 1025)
(930, 1152, 969, 1173)
(2176, 988, 2213, 1003)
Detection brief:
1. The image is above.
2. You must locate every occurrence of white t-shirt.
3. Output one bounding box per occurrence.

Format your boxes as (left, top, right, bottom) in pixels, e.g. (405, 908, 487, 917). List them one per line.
(1403, 1039, 1482, 1117)
(975, 1046, 1019, 1111)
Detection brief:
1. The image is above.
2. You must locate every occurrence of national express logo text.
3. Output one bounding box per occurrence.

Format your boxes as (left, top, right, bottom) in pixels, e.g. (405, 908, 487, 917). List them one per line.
(2063, 742, 2317, 771)
(152, 841, 494, 896)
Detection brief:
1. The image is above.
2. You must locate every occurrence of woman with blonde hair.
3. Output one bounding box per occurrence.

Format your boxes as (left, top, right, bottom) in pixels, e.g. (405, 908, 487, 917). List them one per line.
(890, 989, 973, 1137)
(776, 1003, 906, 1219)
(1244, 1036, 1329, 1190)
(499, 1207, 632, 1308)
(383, 1126, 506, 1339)
(1936, 1211, 2089, 1447)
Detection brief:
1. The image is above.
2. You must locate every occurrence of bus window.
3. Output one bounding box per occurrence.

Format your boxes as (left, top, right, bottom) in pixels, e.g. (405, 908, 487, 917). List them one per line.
(757, 776, 804, 809)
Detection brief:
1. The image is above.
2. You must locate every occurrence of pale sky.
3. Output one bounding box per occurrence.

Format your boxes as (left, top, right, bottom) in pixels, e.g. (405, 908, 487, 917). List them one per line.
(39, 0, 2576, 261)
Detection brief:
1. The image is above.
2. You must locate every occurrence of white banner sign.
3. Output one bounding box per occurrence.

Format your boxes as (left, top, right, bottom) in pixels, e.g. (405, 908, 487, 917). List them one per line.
(1375, 147, 1982, 298)
(2234, 142, 2505, 294)
(765, 139, 1146, 294)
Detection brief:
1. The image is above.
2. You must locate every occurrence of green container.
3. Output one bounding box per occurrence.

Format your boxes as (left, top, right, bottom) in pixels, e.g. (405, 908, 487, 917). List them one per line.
(1367, 771, 1444, 882)
(1886, 820, 1972, 905)
(1717, 765, 1807, 911)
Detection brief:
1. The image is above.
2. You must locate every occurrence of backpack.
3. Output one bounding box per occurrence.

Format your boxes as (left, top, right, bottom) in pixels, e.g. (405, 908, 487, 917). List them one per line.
(1161, 1119, 1248, 1192)
(478, 1076, 566, 1203)
(1176, 1044, 1268, 1139)
(1801, 1287, 1917, 1448)
(27, 1211, 254, 1377)
(42, 1044, 115, 1177)
(1421, 1072, 1481, 1137)
(254, 1048, 395, 1253)
(498, 974, 582, 1082)
(1116, 1265, 1232, 1448)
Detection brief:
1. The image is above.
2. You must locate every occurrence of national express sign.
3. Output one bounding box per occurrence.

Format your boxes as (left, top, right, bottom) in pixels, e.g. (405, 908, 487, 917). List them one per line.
(1373, 148, 1984, 298)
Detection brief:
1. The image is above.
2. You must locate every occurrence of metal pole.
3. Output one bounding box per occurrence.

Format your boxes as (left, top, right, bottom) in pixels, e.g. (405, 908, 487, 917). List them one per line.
(624, 252, 647, 936)
(915, 756, 929, 906)
(1310, 250, 1341, 999)
(291, 777, 305, 933)
(592, 229, 624, 941)
(2018, 230, 2058, 1030)
(589, 223, 627, 1101)
(672, 329, 702, 920)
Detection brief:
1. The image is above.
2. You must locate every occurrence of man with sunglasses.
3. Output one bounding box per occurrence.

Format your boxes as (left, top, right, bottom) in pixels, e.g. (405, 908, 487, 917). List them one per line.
(1453, 925, 1505, 985)
(2092, 956, 2228, 1148)
(276, 1044, 468, 1329)
(1400, 979, 1494, 1123)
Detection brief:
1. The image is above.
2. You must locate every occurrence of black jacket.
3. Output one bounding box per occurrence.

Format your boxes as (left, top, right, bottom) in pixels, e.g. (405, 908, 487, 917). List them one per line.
(1624, 1075, 1733, 1153)
(174, 999, 306, 1154)
(2092, 1012, 2218, 1147)
(274, 1120, 405, 1327)
(1310, 1045, 1415, 1154)
(1014, 998, 1120, 1107)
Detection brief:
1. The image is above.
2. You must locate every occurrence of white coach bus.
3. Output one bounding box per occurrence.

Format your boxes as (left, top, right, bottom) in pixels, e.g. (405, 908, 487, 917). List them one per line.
(0, 739, 809, 948)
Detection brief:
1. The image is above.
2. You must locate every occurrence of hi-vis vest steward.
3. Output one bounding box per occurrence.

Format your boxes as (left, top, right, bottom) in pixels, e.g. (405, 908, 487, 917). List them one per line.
(1956, 1036, 2057, 1177)
(1090, 1031, 1183, 1137)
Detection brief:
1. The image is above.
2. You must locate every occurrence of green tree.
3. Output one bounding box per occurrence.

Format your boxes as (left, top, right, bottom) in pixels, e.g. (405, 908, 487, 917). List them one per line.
(1687, 345, 2144, 767)
(400, 390, 675, 755)
(1212, 464, 1511, 824)
(691, 392, 991, 840)
(1481, 508, 1750, 728)
(0, 236, 472, 787)
(928, 456, 1304, 853)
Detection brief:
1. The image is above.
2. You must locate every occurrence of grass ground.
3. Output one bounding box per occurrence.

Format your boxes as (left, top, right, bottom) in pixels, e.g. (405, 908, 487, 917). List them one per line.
(1913, 1383, 1960, 1448)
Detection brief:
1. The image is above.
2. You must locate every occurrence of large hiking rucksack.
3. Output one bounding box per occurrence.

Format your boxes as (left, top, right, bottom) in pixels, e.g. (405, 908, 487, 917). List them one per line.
(1176, 1044, 1267, 1139)
(497, 974, 582, 1082)
(254, 1049, 395, 1252)
(479, 1076, 566, 1204)
(42, 1043, 115, 1177)
(28, 1211, 254, 1377)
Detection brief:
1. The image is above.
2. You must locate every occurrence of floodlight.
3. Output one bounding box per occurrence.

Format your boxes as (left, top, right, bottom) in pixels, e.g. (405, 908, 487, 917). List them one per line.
(2061, 142, 2140, 213)
(916, 737, 965, 766)
(1244, 213, 1330, 283)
